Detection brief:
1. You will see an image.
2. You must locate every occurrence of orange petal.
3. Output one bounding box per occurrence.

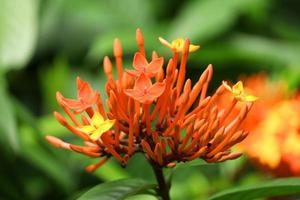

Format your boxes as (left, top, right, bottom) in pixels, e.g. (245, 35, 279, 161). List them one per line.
(124, 89, 143, 100)
(78, 82, 94, 99)
(133, 52, 148, 71)
(60, 98, 82, 109)
(126, 69, 141, 77)
(76, 76, 84, 90)
(146, 57, 164, 77)
(134, 73, 152, 91)
(148, 82, 166, 99)
(137, 94, 153, 104)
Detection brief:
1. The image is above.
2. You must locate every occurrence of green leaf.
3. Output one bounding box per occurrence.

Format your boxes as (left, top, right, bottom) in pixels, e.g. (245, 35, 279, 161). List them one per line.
(0, 0, 38, 71)
(194, 34, 300, 68)
(39, 0, 154, 56)
(174, 159, 211, 170)
(125, 194, 158, 200)
(93, 159, 131, 181)
(77, 179, 156, 200)
(170, 166, 210, 200)
(38, 114, 67, 137)
(87, 27, 165, 63)
(168, 0, 268, 42)
(20, 124, 75, 192)
(39, 57, 71, 111)
(0, 76, 19, 152)
(209, 178, 300, 200)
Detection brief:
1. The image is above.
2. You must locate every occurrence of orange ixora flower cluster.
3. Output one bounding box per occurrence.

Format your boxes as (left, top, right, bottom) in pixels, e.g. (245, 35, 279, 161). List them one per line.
(234, 74, 300, 177)
(46, 29, 257, 172)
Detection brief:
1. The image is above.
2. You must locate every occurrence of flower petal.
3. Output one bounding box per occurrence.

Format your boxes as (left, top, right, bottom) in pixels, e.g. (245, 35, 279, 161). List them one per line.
(126, 69, 141, 77)
(90, 120, 115, 141)
(90, 130, 103, 141)
(133, 52, 148, 71)
(232, 81, 244, 96)
(189, 44, 200, 52)
(124, 89, 143, 100)
(171, 38, 185, 51)
(136, 94, 153, 104)
(92, 112, 105, 127)
(78, 82, 94, 100)
(146, 57, 164, 77)
(158, 37, 172, 49)
(239, 95, 259, 102)
(60, 98, 82, 109)
(100, 120, 115, 132)
(222, 81, 232, 92)
(76, 76, 84, 90)
(77, 125, 96, 134)
(134, 73, 152, 91)
(148, 81, 166, 99)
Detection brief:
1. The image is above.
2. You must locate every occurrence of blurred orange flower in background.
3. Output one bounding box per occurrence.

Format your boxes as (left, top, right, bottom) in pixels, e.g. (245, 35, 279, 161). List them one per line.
(229, 74, 300, 177)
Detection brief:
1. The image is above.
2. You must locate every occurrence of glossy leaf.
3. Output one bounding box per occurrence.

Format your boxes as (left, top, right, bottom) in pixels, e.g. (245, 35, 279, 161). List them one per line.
(0, 77, 19, 152)
(39, 0, 154, 56)
(168, 0, 268, 42)
(0, 0, 38, 70)
(87, 28, 164, 62)
(93, 160, 130, 181)
(209, 178, 300, 200)
(77, 179, 156, 200)
(174, 159, 209, 169)
(125, 194, 158, 200)
(20, 124, 75, 192)
(194, 34, 300, 68)
(39, 58, 71, 111)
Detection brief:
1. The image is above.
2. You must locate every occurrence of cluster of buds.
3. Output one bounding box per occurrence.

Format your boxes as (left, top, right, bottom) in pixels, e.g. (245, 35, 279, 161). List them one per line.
(46, 29, 257, 172)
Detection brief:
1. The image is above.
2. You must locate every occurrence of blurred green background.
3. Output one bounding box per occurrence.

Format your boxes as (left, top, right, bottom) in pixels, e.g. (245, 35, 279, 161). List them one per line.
(1, 0, 300, 199)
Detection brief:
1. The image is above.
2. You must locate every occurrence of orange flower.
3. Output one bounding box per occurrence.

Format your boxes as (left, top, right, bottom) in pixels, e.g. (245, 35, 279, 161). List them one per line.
(243, 97, 300, 177)
(223, 74, 300, 177)
(57, 77, 99, 113)
(124, 73, 165, 104)
(46, 29, 255, 172)
(126, 52, 164, 77)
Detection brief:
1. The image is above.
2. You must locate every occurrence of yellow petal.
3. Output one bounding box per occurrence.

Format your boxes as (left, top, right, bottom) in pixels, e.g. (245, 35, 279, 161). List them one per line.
(90, 129, 103, 141)
(158, 37, 172, 49)
(77, 125, 96, 134)
(99, 120, 115, 133)
(223, 81, 258, 102)
(240, 95, 259, 102)
(189, 44, 200, 52)
(171, 38, 185, 51)
(159, 37, 200, 53)
(91, 112, 104, 127)
(90, 120, 115, 141)
(232, 81, 244, 96)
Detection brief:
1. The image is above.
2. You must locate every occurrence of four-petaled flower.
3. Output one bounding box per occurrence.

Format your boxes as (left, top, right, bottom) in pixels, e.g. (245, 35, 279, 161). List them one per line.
(57, 77, 99, 113)
(77, 112, 115, 141)
(126, 52, 164, 77)
(223, 81, 258, 102)
(158, 37, 200, 53)
(124, 73, 165, 104)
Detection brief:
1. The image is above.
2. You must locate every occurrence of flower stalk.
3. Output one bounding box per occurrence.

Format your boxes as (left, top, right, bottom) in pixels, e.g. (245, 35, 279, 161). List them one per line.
(150, 161, 170, 200)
